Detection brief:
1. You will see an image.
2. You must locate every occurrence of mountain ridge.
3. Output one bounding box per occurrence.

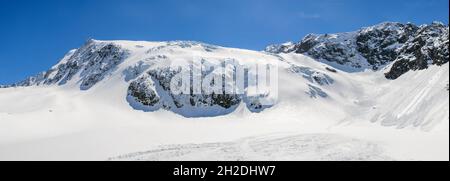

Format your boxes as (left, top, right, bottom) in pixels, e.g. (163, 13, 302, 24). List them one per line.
(2, 21, 448, 88)
(0, 27, 448, 160)
(265, 21, 449, 79)
(0, 21, 448, 119)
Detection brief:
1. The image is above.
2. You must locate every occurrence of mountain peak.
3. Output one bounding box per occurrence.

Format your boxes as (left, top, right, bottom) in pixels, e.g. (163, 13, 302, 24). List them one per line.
(265, 21, 448, 78)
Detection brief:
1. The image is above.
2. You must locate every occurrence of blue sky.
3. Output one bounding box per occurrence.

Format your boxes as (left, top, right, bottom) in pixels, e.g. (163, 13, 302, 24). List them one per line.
(0, 0, 448, 84)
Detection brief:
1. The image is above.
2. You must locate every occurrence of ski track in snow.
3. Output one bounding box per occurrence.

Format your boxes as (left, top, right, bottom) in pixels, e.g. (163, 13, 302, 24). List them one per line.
(109, 133, 393, 161)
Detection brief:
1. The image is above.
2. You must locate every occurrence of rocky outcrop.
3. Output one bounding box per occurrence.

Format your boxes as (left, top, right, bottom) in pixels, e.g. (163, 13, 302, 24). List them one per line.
(127, 75, 160, 107)
(356, 22, 418, 69)
(126, 64, 266, 117)
(6, 40, 130, 90)
(266, 22, 449, 78)
(385, 22, 449, 79)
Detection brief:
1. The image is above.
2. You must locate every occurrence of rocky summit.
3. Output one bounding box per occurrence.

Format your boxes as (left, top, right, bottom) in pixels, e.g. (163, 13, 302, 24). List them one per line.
(265, 22, 449, 79)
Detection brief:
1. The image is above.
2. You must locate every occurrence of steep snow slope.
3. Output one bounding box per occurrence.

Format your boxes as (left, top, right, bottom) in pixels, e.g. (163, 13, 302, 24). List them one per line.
(0, 40, 448, 161)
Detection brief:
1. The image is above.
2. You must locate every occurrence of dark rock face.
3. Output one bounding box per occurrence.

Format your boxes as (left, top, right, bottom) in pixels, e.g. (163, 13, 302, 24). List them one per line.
(356, 22, 418, 70)
(268, 23, 419, 70)
(211, 93, 241, 109)
(266, 22, 449, 78)
(79, 44, 128, 90)
(325, 67, 337, 73)
(295, 34, 319, 53)
(294, 33, 366, 69)
(265, 42, 296, 54)
(126, 67, 244, 116)
(128, 76, 160, 106)
(385, 22, 449, 79)
(6, 40, 130, 89)
(125, 60, 282, 117)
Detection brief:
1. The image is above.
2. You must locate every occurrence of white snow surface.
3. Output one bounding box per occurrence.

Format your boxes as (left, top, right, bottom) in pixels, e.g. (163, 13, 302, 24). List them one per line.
(0, 40, 448, 161)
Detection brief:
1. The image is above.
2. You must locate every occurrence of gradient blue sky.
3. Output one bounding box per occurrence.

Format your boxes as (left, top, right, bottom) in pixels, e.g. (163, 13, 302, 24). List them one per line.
(0, 0, 448, 84)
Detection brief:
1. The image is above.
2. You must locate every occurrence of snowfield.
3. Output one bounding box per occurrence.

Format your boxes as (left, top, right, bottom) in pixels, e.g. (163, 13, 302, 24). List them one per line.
(109, 133, 393, 161)
(0, 40, 448, 161)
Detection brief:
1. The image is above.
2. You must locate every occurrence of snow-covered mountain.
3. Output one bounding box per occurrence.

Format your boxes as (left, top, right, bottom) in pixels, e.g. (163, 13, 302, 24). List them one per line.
(266, 21, 449, 78)
(0, 22, 448, 161)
